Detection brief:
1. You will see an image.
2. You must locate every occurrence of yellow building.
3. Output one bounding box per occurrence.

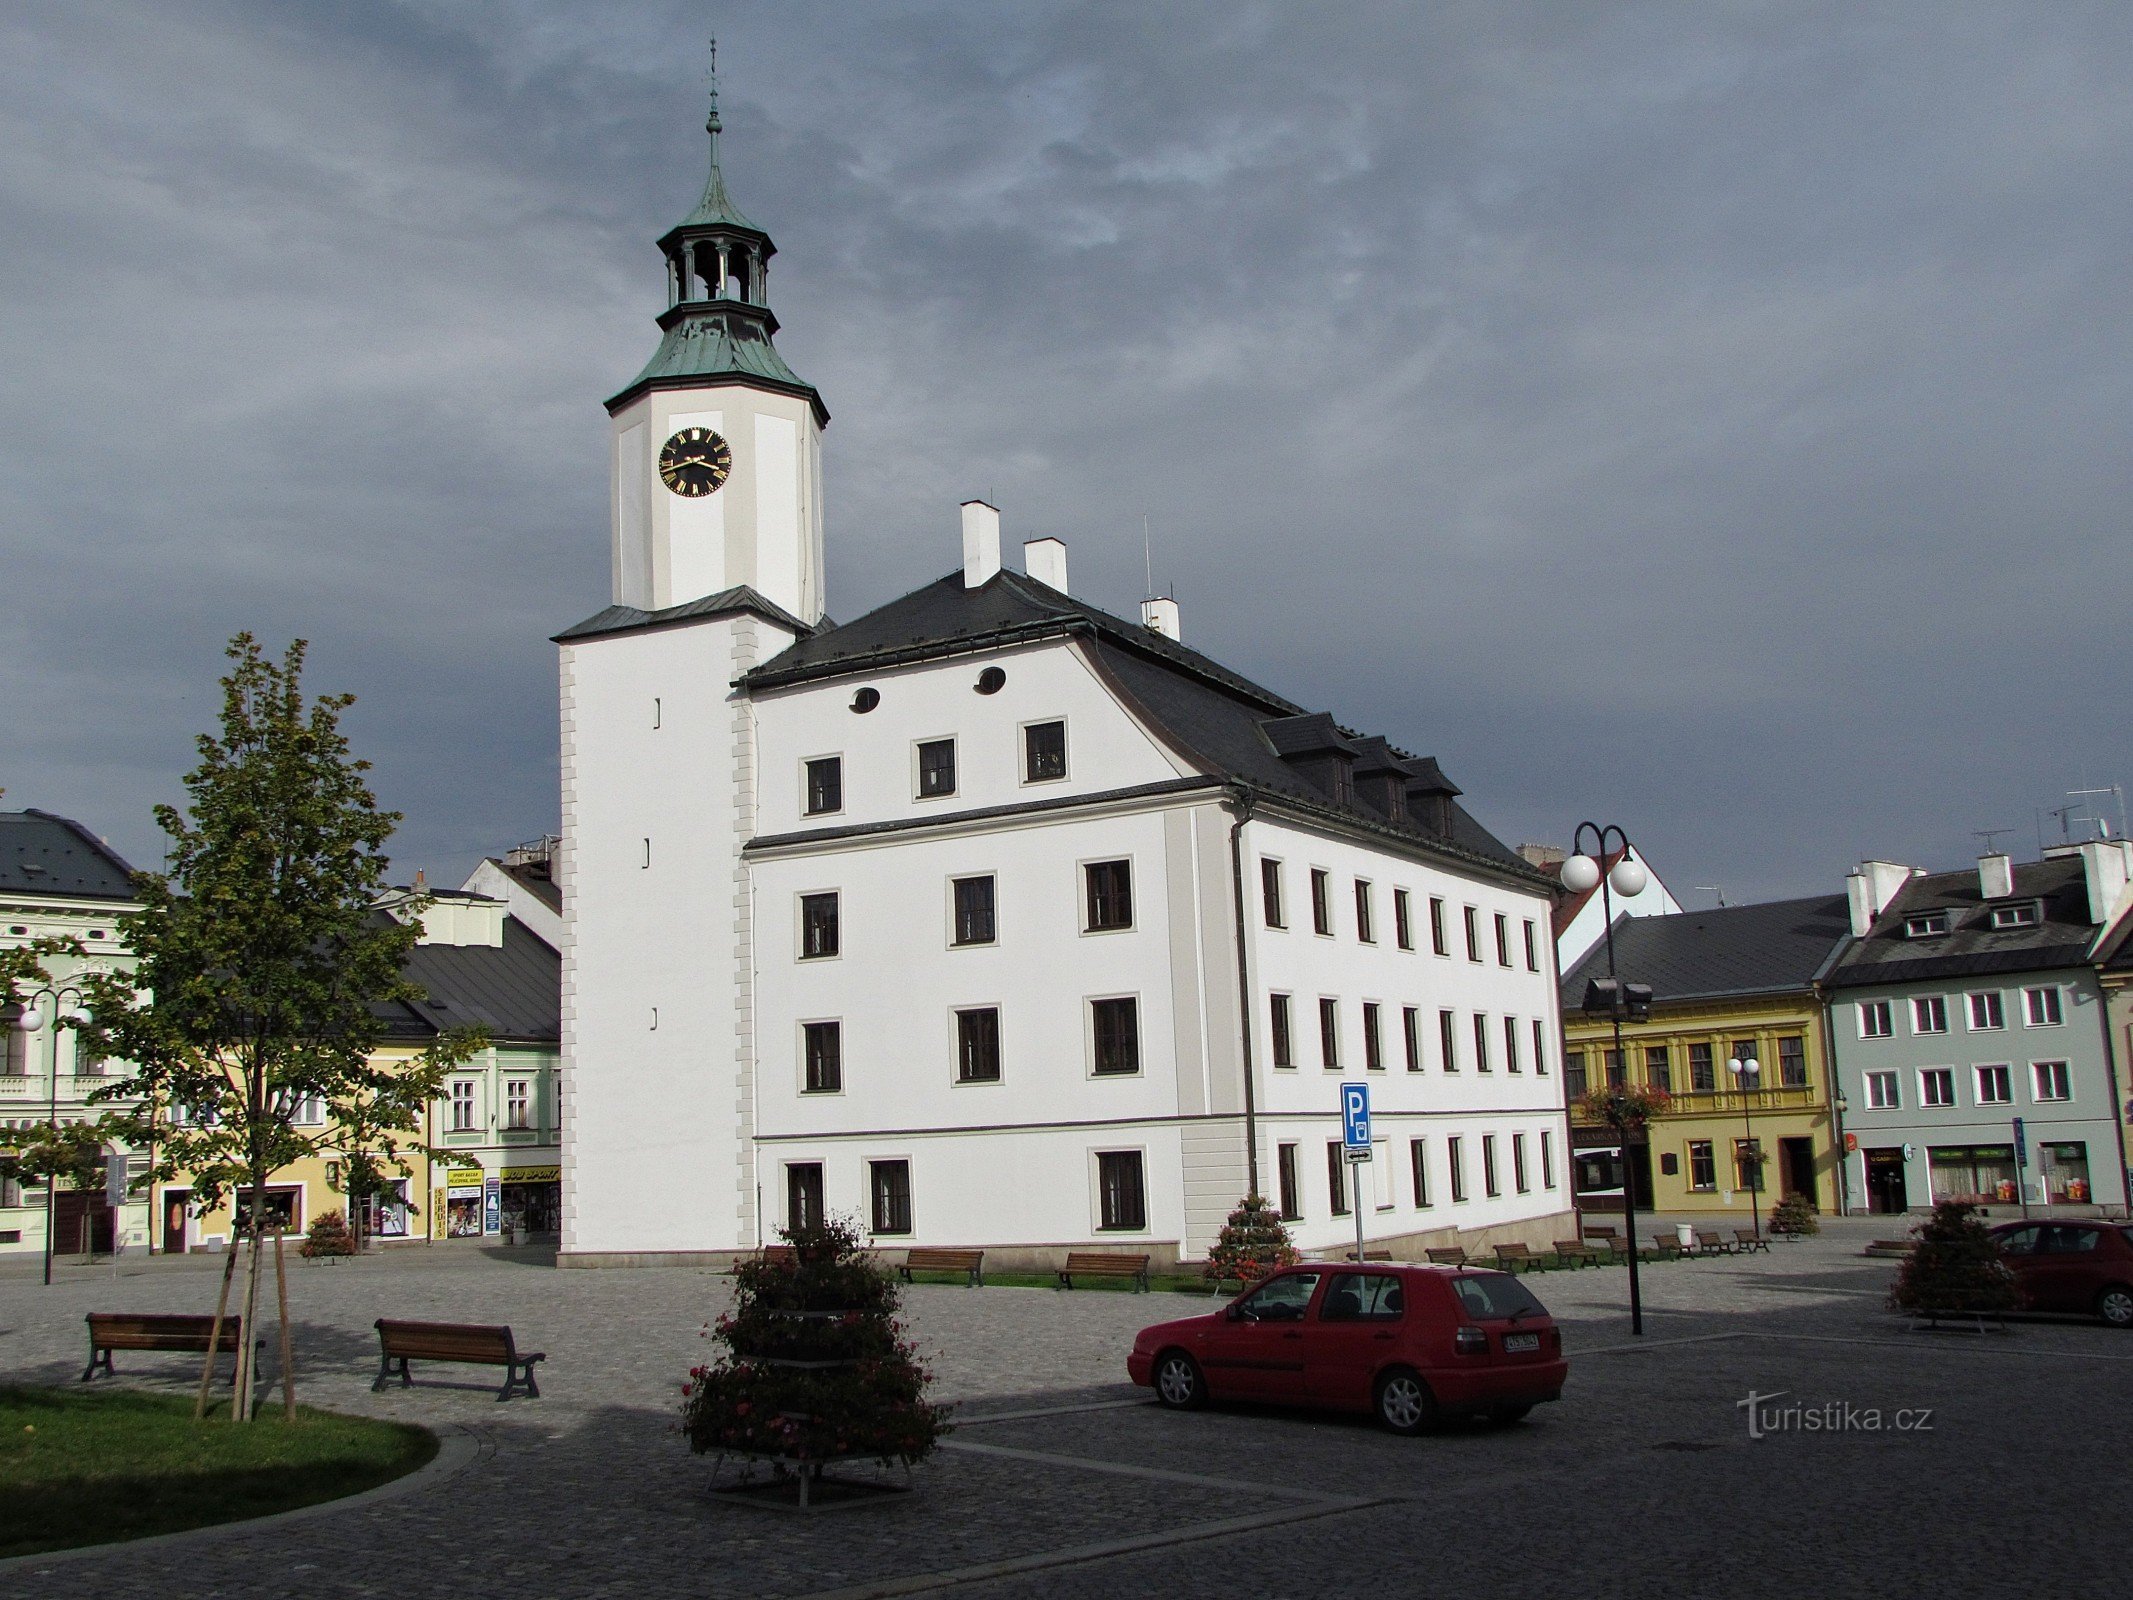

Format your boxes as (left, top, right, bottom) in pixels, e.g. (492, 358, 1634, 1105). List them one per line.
(1558, 894, 1851, 1223)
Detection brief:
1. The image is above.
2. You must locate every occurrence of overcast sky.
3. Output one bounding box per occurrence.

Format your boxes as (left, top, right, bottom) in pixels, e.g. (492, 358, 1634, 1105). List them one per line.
(4, 2, 2129, 904)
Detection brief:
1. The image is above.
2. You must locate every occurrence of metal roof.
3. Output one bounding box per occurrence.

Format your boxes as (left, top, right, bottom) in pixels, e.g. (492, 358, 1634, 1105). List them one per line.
(376, 915, 560, 1045)
(0, 810, 137, 902)
(1824, 856, 2099, 989)
(1559, 894, 1852, 1008)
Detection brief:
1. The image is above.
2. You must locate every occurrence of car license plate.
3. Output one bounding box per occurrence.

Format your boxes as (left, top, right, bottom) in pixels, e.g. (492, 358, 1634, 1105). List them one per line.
(1502, 1332, 1540, 1353)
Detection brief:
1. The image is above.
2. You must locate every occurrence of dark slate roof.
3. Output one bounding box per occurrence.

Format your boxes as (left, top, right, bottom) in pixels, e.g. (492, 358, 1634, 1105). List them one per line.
(0, 810, 137, 901)
(1824, 856, 2096, 989)
(555, 584, 812, 645)
(1558, 894, 1852, 1008)
(376, 916, 560, 1045)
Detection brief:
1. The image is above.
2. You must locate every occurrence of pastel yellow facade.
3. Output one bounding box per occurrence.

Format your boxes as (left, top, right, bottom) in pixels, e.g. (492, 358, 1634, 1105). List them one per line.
(1564, 990, 1838, 1222)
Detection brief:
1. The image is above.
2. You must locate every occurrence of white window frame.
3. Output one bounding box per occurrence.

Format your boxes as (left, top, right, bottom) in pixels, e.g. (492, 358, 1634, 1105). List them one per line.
(2031, 1060, 2071, 1102)
(1918, 1067, 1956, 1109)
(2023, 987, 2063, 1028)
(1966, 991, 2004, 1031)
(450, 1079, 479, 1132)
(1911, 995, 1948, 1035)
(1019, 717, 1070, 786)
(912, 735, 958, 801)
(1859, 1000, 1893, 1039)
(799, 1018, 844, 1096)
(1090, 1146, 1151, 1233)
(1079, 854, 1136, 936)
(1865, 1069, 1900, 1110)
(801, 752, 844, 817)
(1973, 1064, 2012, 1106)
(1086, 992, 1143, 1079)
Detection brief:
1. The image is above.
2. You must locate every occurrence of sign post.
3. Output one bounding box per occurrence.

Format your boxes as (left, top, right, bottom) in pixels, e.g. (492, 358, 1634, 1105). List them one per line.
(1341, 1083, 1372, 1266)
(2012, 1117, 2029, 1219)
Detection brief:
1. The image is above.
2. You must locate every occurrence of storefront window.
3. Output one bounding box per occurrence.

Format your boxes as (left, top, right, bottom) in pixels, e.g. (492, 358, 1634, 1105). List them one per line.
(1928, 1144, 2017, 1205)
(2040, 1142, 2091, 1204)
(361, 1180, 410, 1239)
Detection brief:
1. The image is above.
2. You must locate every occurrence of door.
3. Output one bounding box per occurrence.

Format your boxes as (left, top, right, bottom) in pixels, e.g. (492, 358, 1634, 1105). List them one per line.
(1780, 1138, 1816, 1202)
(53, 1191, 112, 1257)
(163, 1191, 190, 1255)
(1198, 1269, 1322, 1402)
(1865, 1148, 1907, 1215)
(1304, 1271, 1406, 1411)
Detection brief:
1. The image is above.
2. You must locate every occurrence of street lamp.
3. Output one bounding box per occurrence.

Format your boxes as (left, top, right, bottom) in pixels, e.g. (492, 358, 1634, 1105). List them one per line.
(1564, 823, 1654, 1336)
(1832, 1093, 1851, 1215)
(1727, 1052, 1762, 1242)
(11, 987, 94, 1287)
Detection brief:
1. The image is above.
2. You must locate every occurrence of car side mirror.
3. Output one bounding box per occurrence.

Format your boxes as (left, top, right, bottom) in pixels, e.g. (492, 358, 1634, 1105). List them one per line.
(1225, 1304, 1246, 1322)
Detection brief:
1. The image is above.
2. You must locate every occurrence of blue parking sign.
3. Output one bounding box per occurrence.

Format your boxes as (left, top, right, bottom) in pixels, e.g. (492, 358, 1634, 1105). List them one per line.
(1341, 1083, 1372, 1152)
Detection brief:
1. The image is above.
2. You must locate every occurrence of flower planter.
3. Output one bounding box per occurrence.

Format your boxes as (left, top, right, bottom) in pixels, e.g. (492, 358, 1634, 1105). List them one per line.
(705, 1448, 915, 1510)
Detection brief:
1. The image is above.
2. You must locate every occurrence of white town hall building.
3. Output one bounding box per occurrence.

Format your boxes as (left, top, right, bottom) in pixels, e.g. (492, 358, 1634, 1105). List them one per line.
(556, 74, 1573, 1269)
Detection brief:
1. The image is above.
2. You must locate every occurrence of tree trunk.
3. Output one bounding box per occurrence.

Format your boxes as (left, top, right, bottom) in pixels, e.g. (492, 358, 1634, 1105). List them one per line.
(196, 1239, 241, 1421)
(235, 1183, 267, 1421)
(273, 1225, 296, 1419)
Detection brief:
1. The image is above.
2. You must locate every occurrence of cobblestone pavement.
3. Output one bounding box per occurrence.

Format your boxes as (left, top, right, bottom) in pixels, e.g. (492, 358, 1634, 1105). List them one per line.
(2, 1219, 2127, 1599)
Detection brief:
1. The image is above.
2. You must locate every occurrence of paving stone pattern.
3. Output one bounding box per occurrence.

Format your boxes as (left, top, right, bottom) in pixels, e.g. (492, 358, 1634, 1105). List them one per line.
(2, 1220, 2126, 1599)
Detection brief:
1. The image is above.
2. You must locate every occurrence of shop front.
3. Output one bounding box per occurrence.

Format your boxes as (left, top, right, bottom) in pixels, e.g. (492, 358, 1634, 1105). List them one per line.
(442, 1164, 487, 1238)
(499, 1165, 560, 1235)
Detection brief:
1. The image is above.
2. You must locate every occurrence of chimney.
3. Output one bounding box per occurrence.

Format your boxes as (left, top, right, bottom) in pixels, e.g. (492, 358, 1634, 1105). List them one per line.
(1977, 852, 2015, 901)
(2077, 838, 2133, 925)
(961, 500, 1001, 589)
(1848, 859, 1915, 937)
(1141, 596, 1181, 641)
(1023, 537, 1068, 594)
(1517, 843, 1567, 869)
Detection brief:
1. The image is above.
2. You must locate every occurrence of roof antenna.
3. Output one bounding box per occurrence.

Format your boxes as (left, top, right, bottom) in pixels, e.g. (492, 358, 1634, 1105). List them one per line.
(1690, 885, 1727, 908)
(1973, 826, 2013, 855)
(1143, 512, 1154, 600)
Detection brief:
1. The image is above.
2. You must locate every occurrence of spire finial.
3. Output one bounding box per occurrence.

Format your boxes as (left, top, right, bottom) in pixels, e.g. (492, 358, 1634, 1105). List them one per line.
(707, 36, 721, 133)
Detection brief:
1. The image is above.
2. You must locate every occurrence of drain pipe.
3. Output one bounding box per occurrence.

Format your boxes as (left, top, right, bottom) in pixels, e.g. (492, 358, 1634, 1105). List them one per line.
(1224, 785, 1261, 1197)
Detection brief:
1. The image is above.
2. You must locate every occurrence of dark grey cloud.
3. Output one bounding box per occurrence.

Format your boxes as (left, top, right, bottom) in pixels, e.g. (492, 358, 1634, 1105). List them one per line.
(4, 1, 2129, 899)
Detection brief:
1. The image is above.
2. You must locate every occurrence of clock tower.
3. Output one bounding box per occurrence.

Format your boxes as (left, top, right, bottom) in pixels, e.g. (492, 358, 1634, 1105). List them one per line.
(605, 47, 828, 623)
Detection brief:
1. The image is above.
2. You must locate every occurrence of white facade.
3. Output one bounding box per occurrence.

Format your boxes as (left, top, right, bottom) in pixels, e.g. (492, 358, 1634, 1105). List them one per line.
(1554, 845, 1680, 971)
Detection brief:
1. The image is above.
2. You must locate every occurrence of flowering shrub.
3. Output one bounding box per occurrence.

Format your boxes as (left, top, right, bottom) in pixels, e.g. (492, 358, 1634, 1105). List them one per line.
(1889, 1200, 2018, 1315)
(299, 1209, 357, 1258)
(683, 1214, 949, 1466)
(1205, 1194, 1298, 1287)
(1572, 1084, 1672, 1130)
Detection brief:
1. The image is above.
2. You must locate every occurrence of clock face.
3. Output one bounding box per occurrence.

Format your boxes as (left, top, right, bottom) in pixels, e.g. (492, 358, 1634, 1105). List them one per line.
(658, 427, 732, 498)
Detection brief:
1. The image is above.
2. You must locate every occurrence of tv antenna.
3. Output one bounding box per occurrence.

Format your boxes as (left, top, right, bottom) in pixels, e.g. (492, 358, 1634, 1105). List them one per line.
(1690, 885, 1727, 908)
(1972, 827, 2014, 855)
(2070, 784, 2126, 842)
(1142, 512, 1154, 599)
(2046, 803, 2079, 844)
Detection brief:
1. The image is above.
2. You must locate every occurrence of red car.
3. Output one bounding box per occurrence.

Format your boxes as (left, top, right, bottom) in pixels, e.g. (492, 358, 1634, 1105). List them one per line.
(1990, 1221, 2133, 1327)
(1127, 1263, 1568, 1434)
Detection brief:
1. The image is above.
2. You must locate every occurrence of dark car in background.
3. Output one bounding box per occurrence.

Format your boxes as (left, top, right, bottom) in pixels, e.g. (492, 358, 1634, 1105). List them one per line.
(1127, 1263, 1568, 1434)
(1990, 1221, 2133, 1327)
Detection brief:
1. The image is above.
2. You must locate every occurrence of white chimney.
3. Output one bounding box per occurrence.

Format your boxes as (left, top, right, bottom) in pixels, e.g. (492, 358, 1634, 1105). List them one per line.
(1141, 596, 1181, 641)
(1023, 537, 1068, 594)
(961, 500, 1001, 589)
(1978, 852, 2015, 901)
(2077, 838, 2133, 925)
(1848, 859, 1915, 937)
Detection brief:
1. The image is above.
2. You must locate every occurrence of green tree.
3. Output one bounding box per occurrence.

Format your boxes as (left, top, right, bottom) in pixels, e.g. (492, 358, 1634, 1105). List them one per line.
(82, 635, 483, 1419)
(1889, 1199, 2019, 1318)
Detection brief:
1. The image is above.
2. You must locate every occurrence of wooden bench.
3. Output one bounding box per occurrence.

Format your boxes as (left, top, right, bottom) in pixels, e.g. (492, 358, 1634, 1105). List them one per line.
(1649, 1233, 1686, 1260)
(1057, 1251, 1150, 1292)
(1583, 1227, 1628, 1261)
(81, 1312, 251, 1383)
(373, 1318, 545, 1401)
(1425, 1246, 1472, 1267)
(1493, 1243, 1537, 1273)
(1692, 1230, 1734, 1257)
(900, 1247, 985, 1287)
(1552, 1239, 1598, 1268)
(1734, 1230, 1771, 1254)
(1344, 1249, 1394, 1262)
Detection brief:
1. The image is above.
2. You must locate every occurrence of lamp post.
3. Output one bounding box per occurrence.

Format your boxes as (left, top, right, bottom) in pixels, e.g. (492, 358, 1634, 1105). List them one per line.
(1832, 1093, 1851, 1216)
(1562, 824, 1653, 1336)
(1728, 1052, 1762, 1242)
(11, 986, 94, 1287)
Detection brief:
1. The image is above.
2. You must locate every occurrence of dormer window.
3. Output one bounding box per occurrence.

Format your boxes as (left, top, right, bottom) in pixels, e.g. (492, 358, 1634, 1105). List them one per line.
(1903, 911, 1950, 939)
(1989, 902, 2040, 930)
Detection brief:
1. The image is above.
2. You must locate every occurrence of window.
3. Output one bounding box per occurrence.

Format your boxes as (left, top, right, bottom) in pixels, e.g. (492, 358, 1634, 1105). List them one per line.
(1975, 1064, 2012, 1105)
(1429, 896, 1447, 955)
(2, 1025, 26, 1076)
(1353, 880, 1375, 943)
(1473, 1013, 1491, 1073)
(804, 756, 842, 816)
(1912, 996, 1948, 1035)
(803, 1021, 842, 1093)
(1097, 1151, 1147, 1230)
(1394, 889, 1413, 950)
(2033, 1060, 2071, 1102)
(75, 1045, 104, 1078)
(450, 1080, 477, 1132)
(1362, 1002, 1384, 1071)
(800, 892, 840, 959)
(1319, 998, 1341, 1069)
(1433, 1009, 1456, 1072)
(1261, 859, 1285, 928)
(1533, 1019, 1548, 1077)
(1512, 1132, 1529, 1193)
(505, 1080, 530, 1129)
(1541, 1130, 1555, 1189)
(1605, 1048, 1626, 1089)
(916, 738, 957, 797)
(1644, 1044, 1672, 1092)
(1326, 1142, 1350, 1216)
(870, 1160, 912, 1235)
(1688, 1041, 1715, 1092)
(1409, 1138, 1430, 1206)
(956, 1007, 1002, 1083)
(1270, 994, 1295, 1068)
(787, 1163, 824, 1232)
(1503, 1016, 1522, 1074)
(1463, 905, 1481, 962)
(1688, 1140, 1717, 1190)
(1523, 920, 1540, 972)
(1321, 1271, 1405, 1322)
(1904, 911, 1950, 938)
(951, 876, 996, 946)
(1084, 860, 1133, 931)
(2024, 987, 2063, 1027)
(1990, 902, 2039, 930)
(1277, 1143, 1302, 1220)
(1968, 992, 2005, 1030)
(293, 1094, 324, 1126)
(1859, 1001, 1893, 1039)
(1448, 1135, 1467, 1202)
(1403, 1007, 1422, 1072)
(1777, 1035, 1807, 1088)
(1734, 1138, 1764, 1193)
(1091, 997, 1140, 1075)
(1024, 720, 1067, 782)
(1311, 870, 1333, 936)
(1494, 913, 1511, 967)
(1564, 1048, 1587, 1098)
(1920, 1068, 1956, 1108)
(1866, 1069, 1899, 1109)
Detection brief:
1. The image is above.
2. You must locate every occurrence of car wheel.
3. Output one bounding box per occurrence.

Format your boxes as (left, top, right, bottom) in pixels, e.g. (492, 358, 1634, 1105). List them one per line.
(2097, 1284, 2133, 1329)
(1374, 1368, 1437, 1436)
(1488, 1403, 1533, 1426)
(1153, 1350, 1207, 1409)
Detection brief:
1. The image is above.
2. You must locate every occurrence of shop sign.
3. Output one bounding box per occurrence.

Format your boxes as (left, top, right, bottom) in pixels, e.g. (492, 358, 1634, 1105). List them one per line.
(484, 1178, 501, 1234)
(446, 1167, 485, 1189)
(501, 1166, 560, 1184)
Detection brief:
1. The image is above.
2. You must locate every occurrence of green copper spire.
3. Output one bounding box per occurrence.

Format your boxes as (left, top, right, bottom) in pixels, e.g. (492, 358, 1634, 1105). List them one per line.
(677, 36, 760, 234)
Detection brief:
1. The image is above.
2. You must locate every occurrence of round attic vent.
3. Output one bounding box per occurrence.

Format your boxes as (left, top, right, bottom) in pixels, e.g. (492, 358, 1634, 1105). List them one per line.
(975, 667, 1006, 695)
(850, 687, 881, 713)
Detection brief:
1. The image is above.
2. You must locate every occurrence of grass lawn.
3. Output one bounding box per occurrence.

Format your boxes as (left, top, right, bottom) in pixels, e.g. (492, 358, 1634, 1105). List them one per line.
(0, 1385, 437, 1559)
